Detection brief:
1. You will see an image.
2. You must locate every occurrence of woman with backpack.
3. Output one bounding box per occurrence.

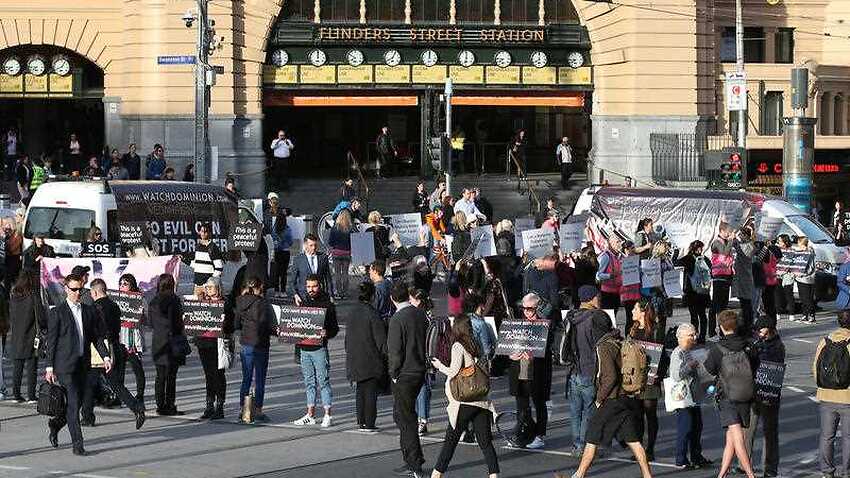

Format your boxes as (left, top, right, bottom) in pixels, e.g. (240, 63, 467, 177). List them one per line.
(678, 240, 712, 343)
(627, 298, 662, 461)
(430, 314, 499, 478)
(709, 225, 735, 338)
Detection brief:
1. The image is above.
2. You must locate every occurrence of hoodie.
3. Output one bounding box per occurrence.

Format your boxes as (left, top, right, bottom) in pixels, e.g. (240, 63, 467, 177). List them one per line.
(813, 328, 850, 404)
(570, 305, 613, 378)
(235, 294, 273, 349)
(704, 333, 753, 400)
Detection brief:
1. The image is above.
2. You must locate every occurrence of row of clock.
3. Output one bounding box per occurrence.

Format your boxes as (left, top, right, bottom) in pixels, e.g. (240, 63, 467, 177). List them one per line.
(270, 48, 585, 69)
(2, 55, 72, 77)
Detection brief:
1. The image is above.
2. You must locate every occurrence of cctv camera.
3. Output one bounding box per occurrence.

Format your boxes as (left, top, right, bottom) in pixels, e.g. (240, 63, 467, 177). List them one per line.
(182, 9, 196, 28)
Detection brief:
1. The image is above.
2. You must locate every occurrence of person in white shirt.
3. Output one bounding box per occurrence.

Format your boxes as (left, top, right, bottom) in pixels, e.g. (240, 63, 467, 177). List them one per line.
(270, 130, 294, 189)
(453, 189, 486, 223)
(556, 136, 573, 189)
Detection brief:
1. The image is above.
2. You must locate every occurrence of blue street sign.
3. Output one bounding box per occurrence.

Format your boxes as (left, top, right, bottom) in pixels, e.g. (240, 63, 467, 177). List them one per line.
(157, 55, 197, 65)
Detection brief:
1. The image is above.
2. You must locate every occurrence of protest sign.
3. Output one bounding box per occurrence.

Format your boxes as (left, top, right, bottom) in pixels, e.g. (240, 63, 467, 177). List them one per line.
(756, 215, 784, 241)
(603, 309, 617, 329)
(514, 217, 536, 252)
(635, 340, 664, 385)
(79, 242, 120, 258)
(664, 223, 694, 251)
(622, 255, 641, 286)
(387, 213, 422, 247)
(495, 319, 550, 358)
(522, 228, 555, 259)
(107, 290, 145, 328)
(351, 231, 376, 266)
(559, 222, 584, 252)
(182, 299, 226, 338)
(118, 222, 150, 248)
(271, 301, 328, 343)
(754, 360, 785, 405)
(470, 225, 497, 258)
(288, 216, 307, 243)
(641, 258, 662, 288)
(663, 268, 683, 298)
(227, 222, 263, 252)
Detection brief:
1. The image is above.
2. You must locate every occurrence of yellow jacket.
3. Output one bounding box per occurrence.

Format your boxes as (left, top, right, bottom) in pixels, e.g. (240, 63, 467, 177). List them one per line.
(813, 327, 850, 404)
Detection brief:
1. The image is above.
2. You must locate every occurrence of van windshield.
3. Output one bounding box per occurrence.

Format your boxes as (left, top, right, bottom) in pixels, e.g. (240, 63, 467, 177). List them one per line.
(25, 207, 95, 242)
(786, 215, 834, 244)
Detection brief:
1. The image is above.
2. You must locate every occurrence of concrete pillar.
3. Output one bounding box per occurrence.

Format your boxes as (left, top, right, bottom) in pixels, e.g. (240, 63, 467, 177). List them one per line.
(103, 97, 123, 150)
(820, 92, 834, 135)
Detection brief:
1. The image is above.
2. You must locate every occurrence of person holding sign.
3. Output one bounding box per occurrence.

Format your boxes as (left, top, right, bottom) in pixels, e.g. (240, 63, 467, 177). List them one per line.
(195, 278, 233, 420)
(190, 223, 224, 296)
(627, 299, 662, 462)
(792, 235, 817, 324)
(668, 323, 713, 470)
(596, 235, 623, 315)
(264, 194, 293, 294)
(634, 218, 658, 260)
(115, 274, 146, 407)
(774, 235, 796, 322)
(149, 274, 185, 417)
(235, 278, 274, 423)
(709, 225, 735, 339)
(678, 240, 712, 343)
(22, 233, 54, 272)
(744, 317, 785, 478)
(619, 241, 641, 335)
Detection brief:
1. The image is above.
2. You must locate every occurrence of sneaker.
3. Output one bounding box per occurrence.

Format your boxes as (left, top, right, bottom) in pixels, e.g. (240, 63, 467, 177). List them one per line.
(254, 413, 269, 423)
(26, 399, 37, 405)
(417, 421, 428, 436)
(321, 414, 333, 428)
(293, 414, 316, 426)
(526, 436, 545, 449)
(789, 315, 798, 322)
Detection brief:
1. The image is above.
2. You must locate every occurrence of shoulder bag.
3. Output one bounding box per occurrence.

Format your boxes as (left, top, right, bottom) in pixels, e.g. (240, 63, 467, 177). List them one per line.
(450, 359, 491, 402)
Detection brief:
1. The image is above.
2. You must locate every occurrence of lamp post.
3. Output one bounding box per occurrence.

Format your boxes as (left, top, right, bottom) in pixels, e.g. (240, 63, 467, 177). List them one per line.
(444, 78, 453, 196)
(735, 0, 746, 151)
(185, 0, 218, 183)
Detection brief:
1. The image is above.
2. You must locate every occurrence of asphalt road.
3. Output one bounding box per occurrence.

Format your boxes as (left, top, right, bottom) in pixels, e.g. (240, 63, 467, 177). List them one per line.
(0, 289, 836, 478)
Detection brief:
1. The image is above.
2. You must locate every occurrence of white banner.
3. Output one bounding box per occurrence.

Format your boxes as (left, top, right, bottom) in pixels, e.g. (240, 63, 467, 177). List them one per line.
(350, 231, 375, 266)
(522, 228, 555, 259)
(622, 255, 641, 286)
(663, 268, 684, 298)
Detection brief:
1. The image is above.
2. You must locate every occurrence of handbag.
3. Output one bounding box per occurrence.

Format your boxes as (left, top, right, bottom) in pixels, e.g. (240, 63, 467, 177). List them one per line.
(217, 338, 234, 370)
(169, 334, 191, 358)
(450, 359, 490, 402)
(37, 381, 67, 417)
(663, 376, 695, 412)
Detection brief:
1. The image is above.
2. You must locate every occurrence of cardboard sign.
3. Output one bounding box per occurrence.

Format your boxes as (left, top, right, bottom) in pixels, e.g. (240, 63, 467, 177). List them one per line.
(641, 258, 662, 288)
(388, 213, 422, 247)
(107, 290, 145, 329)
(634, 340, 664, 385)
(521, 228, 555, 259)
(272, 302, 327, 343)
(182, 299, 226, 338)
(756, 216, 783, 241)
(514, 217, 536, 252)
(664, 223, 694, 251)
(663, 268, 684, 298)
(79, 242, 119, 258)
(227, 222, 263, 252)
(603, 309, 617, 329)
(118, 222, 150, 248)
(754, 360, 785, 405)
(471, 225, 497, 258)
(559, 222, 584, 252)
(622, 255, 641, 286)
(351, 231, 376, 266)
(495, 319, 550, 358)
(288, 216, 307, 243)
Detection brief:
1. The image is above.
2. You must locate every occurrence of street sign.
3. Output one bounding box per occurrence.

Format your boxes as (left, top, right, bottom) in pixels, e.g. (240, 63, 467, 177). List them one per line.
(212, 65, 224, 74)
(725, 72, 747, 111)
(157, 55, 197, 65)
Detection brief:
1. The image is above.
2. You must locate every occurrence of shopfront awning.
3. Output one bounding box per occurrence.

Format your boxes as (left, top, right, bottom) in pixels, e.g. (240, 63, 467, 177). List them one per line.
(450, 95, 584, 107)
(263, 91, 584, 108)
(264, 93, 419, 107)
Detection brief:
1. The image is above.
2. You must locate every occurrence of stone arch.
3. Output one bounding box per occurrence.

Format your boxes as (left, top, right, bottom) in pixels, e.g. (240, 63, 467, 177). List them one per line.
(0, 18, 116, 72)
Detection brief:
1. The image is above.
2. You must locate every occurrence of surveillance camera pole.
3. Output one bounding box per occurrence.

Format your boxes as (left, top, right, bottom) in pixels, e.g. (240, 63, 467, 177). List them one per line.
(194, 0, 211, 183)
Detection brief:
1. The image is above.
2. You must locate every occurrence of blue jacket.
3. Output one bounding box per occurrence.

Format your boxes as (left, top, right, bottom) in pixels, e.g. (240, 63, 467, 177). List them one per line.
(146, 155, 166, 179)
(837, 261, 850, 309)
(470, 313, 496, 360)
(271, 225, 293, 252)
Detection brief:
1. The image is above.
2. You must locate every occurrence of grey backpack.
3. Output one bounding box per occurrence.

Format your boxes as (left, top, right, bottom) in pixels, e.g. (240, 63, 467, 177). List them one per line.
(717, 344, 754, 402)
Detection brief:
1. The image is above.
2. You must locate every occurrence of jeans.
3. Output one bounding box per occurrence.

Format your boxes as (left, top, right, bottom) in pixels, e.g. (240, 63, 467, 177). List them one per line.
(434, 406, 500, 474)
(710, 279, 731, 337)
(568, 374, 596, 448)
(752, 286, 764, 318)
(416, 373, 432, 420)
(300, 347, 333, 408)
(393, 373, 426, 471)
(745, 403, 779, 476)
(240, 345, 270, 408)
(332, 256, 351, 298)
(675, 406, 704, 466)
(820, 401, 850, 477)
(12, 357, 38, 399)
(356, 378, 379, 428)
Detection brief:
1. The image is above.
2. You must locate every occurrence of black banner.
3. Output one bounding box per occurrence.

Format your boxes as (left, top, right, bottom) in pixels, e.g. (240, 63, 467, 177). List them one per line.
(754, 360, 785, 405)
(271, 301, 327, 344)
(182, 299, 226, 338)
(80, 242, 120, 258)
(495, 319, 550, 358)
(110, 182, 238, 256)
(227, 223, 263, 252)
(107, 290, 145, 329)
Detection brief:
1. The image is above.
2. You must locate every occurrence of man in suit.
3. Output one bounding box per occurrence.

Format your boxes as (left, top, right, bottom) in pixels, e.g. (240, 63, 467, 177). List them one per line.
(387, 282, 428, 478)
(45, 273, 112, 456)
(288, 233, 333, 304)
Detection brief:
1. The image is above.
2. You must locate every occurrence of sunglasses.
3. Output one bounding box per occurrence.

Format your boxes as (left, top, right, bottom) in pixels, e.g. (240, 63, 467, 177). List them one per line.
(523, 306, 537, 311)
(67, 287, 83, 292)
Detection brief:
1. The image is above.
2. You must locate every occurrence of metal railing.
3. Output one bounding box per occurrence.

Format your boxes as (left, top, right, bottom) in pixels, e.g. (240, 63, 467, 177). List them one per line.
(506, 147, 541, 216)
(650, 133, 708, 185)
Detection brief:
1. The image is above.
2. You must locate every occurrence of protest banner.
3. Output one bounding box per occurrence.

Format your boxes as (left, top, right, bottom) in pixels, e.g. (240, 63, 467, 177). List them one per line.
(622, 255, 641, 286)
(79, 242, 120, 258)
(514, 217, 536, 252)
(641, 258, 662, 288)
(664, 223, 694, 251)
(227, 222, 263, 252)
(495, 319, 551, 358)
(559, 222, 584, 252)
(388, 213, 422, 247)
(118, 222, 150, 248)
(754, 360, 785, 405)
(470, 225, 497, 258)
(635, 340, 664, 385)
(522, 228, 555, 259)
(756, 215, 784, 241)
(351, 231, 376, 266)
(107, 290, 145, 328)
(271, 300, 328, 343)
(663, 268, 683, 298)
(182, 299, 226, 338)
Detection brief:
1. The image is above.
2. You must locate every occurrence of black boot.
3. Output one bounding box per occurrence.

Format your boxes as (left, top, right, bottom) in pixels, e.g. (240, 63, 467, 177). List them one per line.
(200, 396, 215, 419)
(211, 400, 224, 420)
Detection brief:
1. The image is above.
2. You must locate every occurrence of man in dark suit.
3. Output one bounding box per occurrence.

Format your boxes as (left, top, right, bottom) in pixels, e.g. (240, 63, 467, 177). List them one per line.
(287, 233, 333, 303)
(45, 273, 112, 456)
(387, 282, 428, 478)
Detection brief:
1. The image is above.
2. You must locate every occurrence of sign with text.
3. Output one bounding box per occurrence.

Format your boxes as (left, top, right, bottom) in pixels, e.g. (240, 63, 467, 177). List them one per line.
(495, 319, 551, 358)
(558, 222, 584, 252)
(641, 258, 662, 288)
(663, 268, 684, 298)
(157, 55, 196, 65)
(754, 360, 785, 405)
(182, 299, 226, 338)
(351, 231, 376, 266)
(756, 215, 783, 240)
(79, 242, 119, 258)
(514, 217, 536, 252)
(521, 228, 555, 259)
(725, 71, 747, 112)
(470, 225, 497, 258)
(622, 255, 641, 286)
(272, 302, 327, 343)
(388, 213, 422, 247)
(227, 222, 263, 252)
(118, 222, 150, 248)
(107, 290, 145, 329)
(635, 340, 664, 385)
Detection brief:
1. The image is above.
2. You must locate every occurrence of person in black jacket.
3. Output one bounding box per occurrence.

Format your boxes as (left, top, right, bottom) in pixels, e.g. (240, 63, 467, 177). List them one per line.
(678, 240, 712, 343)
(195, 278, 233, 420)
(412, 181, 429, 219)
(8, 271, 45, 402)
(22, 234, 54, 271)
(121, 143, 142, 180)
(148, 273, 185, 416)
(744, 316, 785, 478)
(345, 281, 388, 432)
(235, 277, 274, 422)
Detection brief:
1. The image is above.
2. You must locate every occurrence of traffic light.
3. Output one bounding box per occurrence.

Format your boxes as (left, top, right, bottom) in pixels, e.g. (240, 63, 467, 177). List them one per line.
(429, 136, 449, 171)
(705, 147, 747, 190)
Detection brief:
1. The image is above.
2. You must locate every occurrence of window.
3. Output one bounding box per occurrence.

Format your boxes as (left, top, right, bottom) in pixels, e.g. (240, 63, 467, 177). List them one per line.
(786, 215, 835, 244)
(366, 0, 405, 22)
(744, 27, 765, 63)
(280, 0, 314, 21)
(545, 0, 580, 24)
(321, 0, 361, 21)
(720, 27, 736, 62)
(456, 0, 488, 24)
(775, 28, 794, 64)
(24, 207, 95, 242)
(762, 91, 784, 136)
(500, 0, 538, 24)
(412, 0, 448, 22)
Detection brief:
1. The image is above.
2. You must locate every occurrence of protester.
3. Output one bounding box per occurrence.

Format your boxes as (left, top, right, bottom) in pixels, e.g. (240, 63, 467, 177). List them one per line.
(710, 225, 735, 338)
(366, 211, 392, 261)
(814, 309, 850, 478)
(288, 233, 333, 303)
(596, 235, 623, 314)
(628, 298, 661, 461)
(733, 227, 756, 333)
(619, 240, 641, 334)
(122, 143, 142, 180)
(8, 271, 45, 402)
(668, 323, 712, 469)
(195, 278, 232, 419)
(792, 235, 817, 324)
(328, 209, 353, 300)
(428, 181, 446, 212)
(450, 211, 471, 264)
(454, 188, 485, 222)
(646, 240, 675, 338)
(265, 193, 293, 293)
(345, 281, 387, 433)
(114, 274, 146, 405)
(190, 223, 224, 295)
(370, 260, 394, 321)
(149, 274, 185, 416)
(233, 277, 272, 422)
(430, 314, 500, 478)
(774, 235, 795, 321)
(745, 316, 785, 478)
(634, 218, 657, 260)
(412, 181, 429, 218)
(524, 253, 560, 321)
(679, 240, 712, 343)
(22, 233, 54, 271)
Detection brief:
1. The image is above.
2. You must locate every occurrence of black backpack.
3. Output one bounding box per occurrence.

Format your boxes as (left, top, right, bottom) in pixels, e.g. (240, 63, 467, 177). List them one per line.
(718, 345, 754, 402)
(551, 311, 577, 374)
(817, 337, 850, 389)
(37, 382, 67, 417)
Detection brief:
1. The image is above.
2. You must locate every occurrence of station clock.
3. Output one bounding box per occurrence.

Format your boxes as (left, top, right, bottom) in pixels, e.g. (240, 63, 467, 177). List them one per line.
(567, 51, 585, 69)
(271, 49, 289, 67)
(51, 55, 71, 76)
(457, 50, 476, 67)
(421, 49, 439, 67)
(530, 51, 548, 68)
(2, 57, 21, 76)
(346, 49, 365, 67)
(26, 55, 47, 76)
(384, 49, 402, 67)
(307, 49, 327, 67)
(494, 51, 512, 68)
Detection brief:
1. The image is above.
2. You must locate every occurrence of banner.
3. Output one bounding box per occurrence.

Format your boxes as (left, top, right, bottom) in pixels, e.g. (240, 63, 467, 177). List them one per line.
(227, 223, 263, 252)
(521, 228, 554, 259)
(182, 299, 226, 338)
(107, 290, 145, 329)
(622, 255, 641, 286)
(388, 213, 422, 247)
(641, 258, 662, 288)
(559, 222, 584, 252)
(110, 182, 238, 256)
(754, 360, 785, 405)
(663, 268, 683, 298)
(634, 340, 664, 385)
(271, 301, 327, 343)
(118, 222, 151, 249)
(351, 231, 376, 266)
(40, 255, 182, 306)
(513, 217, 536, 252)
(776, 250, 811, 275)
(79, 242, 120, 258)
(470, 225, 497, 258)
(495, 319, 550, 358)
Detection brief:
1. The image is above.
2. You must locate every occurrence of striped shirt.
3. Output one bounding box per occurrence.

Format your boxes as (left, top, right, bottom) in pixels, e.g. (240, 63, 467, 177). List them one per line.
(191, 241, 224, 285)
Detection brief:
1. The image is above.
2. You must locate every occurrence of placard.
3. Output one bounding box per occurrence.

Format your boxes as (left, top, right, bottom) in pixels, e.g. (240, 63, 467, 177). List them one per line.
(412, 65, 447, 83)
(470, 225, 497, 258)
(272, 302, 327, 343)
(182, 299, 226, 338)
(521, 228, 554, 259)
(664, 223, 694, 251)
(514, 217, 536, 252)
(24, 74, 47, 93)
(337, 65, 373, 83)
(558, 66, 592, 85)
(641, 258, 662, 288)
(486, 66, 521, 84)
(559, 222, 584, 252)
(227, 222, 263, 252)
(118, 221, 150, 248)
(522, 66, 556, 85)
(351, 231, 376, 266)
(374, 65, 410, 83)
(754, 360, 785, 405)
(634, 340, 664, 385)
(622, 255, 641, 286)
(300, 65, 336, 84)
(756, 215, 783, 240)
(264, 65, 298, 84)
(604, 309, 617, 329)
(388, 213, 422, 247)
(79, 242, 119, 258)
(449, 65, 484, 84)
(107, 290, 145, 329)
(0, 74, 23, 93)
(663, 268, 683, 298)
(495, 319, 551, 358)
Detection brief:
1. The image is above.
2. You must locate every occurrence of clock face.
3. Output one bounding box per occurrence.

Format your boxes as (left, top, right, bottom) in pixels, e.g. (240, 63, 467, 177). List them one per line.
(271, 49, 289, 67)
(457, 50, 475, 67)
(494, 51, 512, 68)
(530, 51, 548, 68)
(2, 57, 21, 76)
(27, 56, 46, 76)
(347, 49, 364, 67)
(52, 55, 71, 76)
(307, 49, 326, 67)
(384, 49, 402, 67)
(421, 49, 438, 67)
(567, 51, 585, 69)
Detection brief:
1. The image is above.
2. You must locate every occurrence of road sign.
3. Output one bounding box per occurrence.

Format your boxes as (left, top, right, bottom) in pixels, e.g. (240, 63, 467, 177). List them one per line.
(157, 55, 197, 65)
(725, 72, 747, 111)
(212, 65, 224, 74)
